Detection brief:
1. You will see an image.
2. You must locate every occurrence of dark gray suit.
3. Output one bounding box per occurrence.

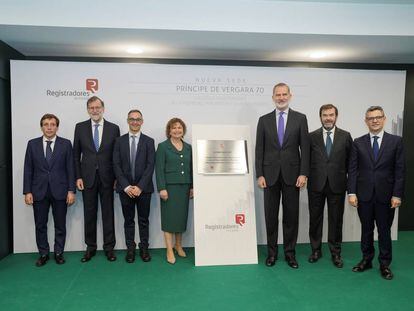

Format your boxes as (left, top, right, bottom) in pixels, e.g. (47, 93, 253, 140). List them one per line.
(73, 119, 120, 252)
(307, 127, 352, 255)
(255, 108, 310, 258)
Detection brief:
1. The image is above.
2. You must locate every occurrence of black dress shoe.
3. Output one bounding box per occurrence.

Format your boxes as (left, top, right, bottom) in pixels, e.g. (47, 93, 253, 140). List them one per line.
(54, 253, 65, 265)
(308, 251, 322, 263)
(380, 266, 394, 280)
(332, 255, 343, 268)
(265, 256, 276, 267)
(81, 250, 96, 263)
(35, 254, 49, 267)
(286, 256, 299, 269)
(139, 248, 151, 262)
(105, 250, 117, 262)
(352, 259, 372, 272)
(125, 249, 135, 263)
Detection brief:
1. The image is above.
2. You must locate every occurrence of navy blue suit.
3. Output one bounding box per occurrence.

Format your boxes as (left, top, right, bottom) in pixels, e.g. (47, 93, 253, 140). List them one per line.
(23, 136, 75, 255)
(113, 133, 155, 249)
(348, 132, 405, 266)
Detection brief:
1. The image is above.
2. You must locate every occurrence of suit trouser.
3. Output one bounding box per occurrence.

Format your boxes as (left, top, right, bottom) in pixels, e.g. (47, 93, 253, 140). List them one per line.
(358, 196, 395, 266)
(33, 187, 67, 255)
(119, 192, 151, 249)
(82, 170, 115, 252)
(264, 174, 299, 258)
(308, 180, 345, 255)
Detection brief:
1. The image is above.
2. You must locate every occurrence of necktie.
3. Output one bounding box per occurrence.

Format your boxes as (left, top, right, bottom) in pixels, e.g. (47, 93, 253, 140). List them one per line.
(326, 131, 332, 156)
(46, 140, 53, 165)
(93, 123, 100, 151)
(131, 135, 136, 179)
(278, 111, 285, 147)
(373, 136, 379, 160)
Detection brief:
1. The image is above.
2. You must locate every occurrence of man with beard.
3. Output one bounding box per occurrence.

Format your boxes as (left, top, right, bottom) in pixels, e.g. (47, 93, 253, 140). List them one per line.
(307, 104, 352, 268)
(255, 82, 310, 269)
(73, 96, 120, 262)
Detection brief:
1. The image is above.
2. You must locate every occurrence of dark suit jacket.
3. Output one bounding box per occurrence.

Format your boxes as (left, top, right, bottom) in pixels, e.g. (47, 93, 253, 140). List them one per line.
(73, 119, 120, 188)
(23, 136, 76, 201)
(348, 132, 405, 203)
(113, 132, 155, 193)
(308, 127, 353, 193)
(255, 109, 310, 186)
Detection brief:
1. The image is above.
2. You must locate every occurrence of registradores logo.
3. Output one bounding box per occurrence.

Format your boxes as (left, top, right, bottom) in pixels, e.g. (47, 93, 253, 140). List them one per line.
(204, 213, 246, 232)
(86, 79, 99, 93)
(46, 78, 99, 100)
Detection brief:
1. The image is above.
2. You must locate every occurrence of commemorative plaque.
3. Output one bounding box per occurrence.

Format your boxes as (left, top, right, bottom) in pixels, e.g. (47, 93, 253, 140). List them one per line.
(197, 140, 248, 174)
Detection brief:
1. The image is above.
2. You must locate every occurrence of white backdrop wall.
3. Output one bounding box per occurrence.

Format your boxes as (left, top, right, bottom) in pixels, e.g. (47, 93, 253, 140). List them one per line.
(11, 60, 406, 253)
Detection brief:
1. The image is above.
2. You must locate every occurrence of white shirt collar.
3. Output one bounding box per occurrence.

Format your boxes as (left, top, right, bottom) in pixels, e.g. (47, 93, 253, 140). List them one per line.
(91, 118, 104, 127)
(370, 130, 384, 139)
(129, 131, 141, 139)
(323, 126, 336, 135)
(43, 135, 57, 143)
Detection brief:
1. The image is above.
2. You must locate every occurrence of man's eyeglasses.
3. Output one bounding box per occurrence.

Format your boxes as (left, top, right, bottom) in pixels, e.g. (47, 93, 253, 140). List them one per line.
(366, 115, 384, 122)
(128, 118, 143, 123)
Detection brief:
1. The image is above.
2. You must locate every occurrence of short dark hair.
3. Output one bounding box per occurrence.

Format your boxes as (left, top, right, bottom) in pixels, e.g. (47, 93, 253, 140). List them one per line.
(166, 118, 187, 138)
(273, 82, 291, 95)
(87, 96, 104, 108)
(319, 104, 338, 117)
(366, 106, 384, 116)
(40, 113, 60, 127)
(128, 109, 143, 118)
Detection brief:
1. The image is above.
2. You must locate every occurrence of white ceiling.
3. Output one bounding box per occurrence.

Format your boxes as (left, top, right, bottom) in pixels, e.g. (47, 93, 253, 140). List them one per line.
(1, 0, 414, 63)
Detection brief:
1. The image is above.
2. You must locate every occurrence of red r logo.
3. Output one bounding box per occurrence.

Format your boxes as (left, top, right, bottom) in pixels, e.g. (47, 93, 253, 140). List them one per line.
(86, 79, 99, 93)
(235, 214, 245, 226)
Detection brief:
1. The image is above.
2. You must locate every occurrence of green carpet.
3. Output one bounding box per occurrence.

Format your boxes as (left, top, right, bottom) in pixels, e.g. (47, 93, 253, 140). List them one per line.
(1, 232, 414, 311)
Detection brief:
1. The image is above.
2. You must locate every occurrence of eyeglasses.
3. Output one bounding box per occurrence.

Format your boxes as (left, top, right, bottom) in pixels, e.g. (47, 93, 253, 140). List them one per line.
(128, 118, 143, 123)
(366, 115, 384, 122)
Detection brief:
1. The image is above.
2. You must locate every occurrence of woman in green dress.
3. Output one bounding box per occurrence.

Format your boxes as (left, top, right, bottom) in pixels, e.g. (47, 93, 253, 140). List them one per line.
(155, 118, 193, 264)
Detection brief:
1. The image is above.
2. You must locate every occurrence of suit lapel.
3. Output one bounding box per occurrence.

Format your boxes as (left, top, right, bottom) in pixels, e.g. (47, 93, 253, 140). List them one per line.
(316, 128, 328, 160)
(329, 128, 343, 159)
(376, 132, 388, 165)
(283, 110, 295, 147)
(86, 120, 96, 151)
(363, 134, 375, 163)
(37, 137, 49, 169)
(48, 137, 61, 169)
(267, 111, 280, 148)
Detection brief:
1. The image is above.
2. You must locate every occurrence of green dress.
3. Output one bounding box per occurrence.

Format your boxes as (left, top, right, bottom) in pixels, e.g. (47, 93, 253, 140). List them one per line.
(155, 139, 193, 232)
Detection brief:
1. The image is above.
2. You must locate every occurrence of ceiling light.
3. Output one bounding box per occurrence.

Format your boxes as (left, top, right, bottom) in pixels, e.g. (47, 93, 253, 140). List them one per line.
(126, 47, 144, 54)
(309, 51, 327, 59)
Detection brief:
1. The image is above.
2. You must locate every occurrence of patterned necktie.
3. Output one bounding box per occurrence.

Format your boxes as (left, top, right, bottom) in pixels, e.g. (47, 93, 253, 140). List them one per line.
(93, 123, 100, 151)
(326, 131, 332, 156)
(131, 135, 136, 179)
(278, 111, 285, 147)
(46, 140, 53, 164)
(373, 136, 379, 160)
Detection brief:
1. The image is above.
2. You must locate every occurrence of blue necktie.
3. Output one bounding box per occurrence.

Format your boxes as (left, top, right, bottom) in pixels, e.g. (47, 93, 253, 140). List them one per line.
(373, 136, 379, 160)
(46, 140, 53, 165)
(278, 111, 285, 147)
(130, 135, 136, 179)
(326, 131, 332, 156)
(93, 124, 100, 151)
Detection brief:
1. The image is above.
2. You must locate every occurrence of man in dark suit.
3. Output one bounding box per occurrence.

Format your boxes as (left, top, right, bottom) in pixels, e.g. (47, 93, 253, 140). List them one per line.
(348, 106, 405, 280)
(113, 110, 155, 263)
(73, 96, 120, 262)
(255, 82, 310, 268)
(23, 113, 75, 266)
(307, 104, 352, 268)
